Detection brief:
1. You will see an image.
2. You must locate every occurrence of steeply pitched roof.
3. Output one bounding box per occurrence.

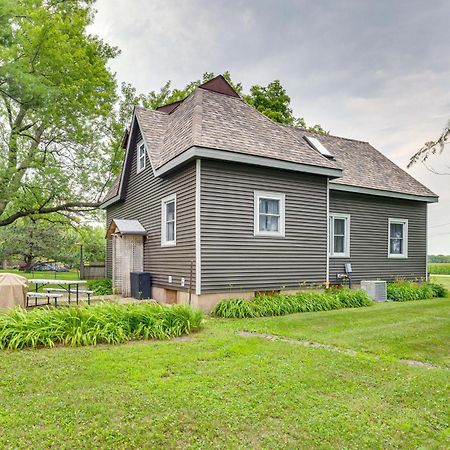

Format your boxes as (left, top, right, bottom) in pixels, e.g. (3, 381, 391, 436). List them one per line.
(285, 127, 437, 199)
(134, 83, 339, 171)
(102, 74, 437, 206)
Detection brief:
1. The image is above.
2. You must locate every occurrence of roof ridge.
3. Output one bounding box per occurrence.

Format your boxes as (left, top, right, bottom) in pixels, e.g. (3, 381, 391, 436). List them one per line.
(191, 88, 203, 145)
(285, 124, 369, 144)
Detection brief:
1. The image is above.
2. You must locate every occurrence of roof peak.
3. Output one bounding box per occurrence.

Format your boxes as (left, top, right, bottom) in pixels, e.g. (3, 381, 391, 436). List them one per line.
(155, 75, 240, 115)
(198, 74, 240, 98)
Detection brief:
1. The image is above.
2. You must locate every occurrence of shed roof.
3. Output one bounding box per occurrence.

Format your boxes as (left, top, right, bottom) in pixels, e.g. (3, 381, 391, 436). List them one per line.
(106, 219, 147, 239)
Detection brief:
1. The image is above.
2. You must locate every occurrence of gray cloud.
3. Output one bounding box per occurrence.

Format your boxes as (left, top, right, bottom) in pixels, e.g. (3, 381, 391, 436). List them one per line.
(91, 0, 450, 253)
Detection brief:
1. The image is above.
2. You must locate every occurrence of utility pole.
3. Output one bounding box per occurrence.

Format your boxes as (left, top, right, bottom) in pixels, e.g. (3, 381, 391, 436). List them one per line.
(80, 244, 85, 279)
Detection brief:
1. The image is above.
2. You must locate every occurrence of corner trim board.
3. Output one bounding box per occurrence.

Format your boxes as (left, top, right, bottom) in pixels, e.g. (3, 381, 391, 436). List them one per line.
(195, 159, 201, 295)
(326, 178, 329, 287)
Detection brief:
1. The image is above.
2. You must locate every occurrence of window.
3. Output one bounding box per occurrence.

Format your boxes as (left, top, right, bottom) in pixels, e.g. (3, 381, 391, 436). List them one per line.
(254, 191, 285, 237)
(329, 214, 350, 257)
(388, 218, 408, 258)
(161, 194, 176, 246)
(137, 141, 146, 173)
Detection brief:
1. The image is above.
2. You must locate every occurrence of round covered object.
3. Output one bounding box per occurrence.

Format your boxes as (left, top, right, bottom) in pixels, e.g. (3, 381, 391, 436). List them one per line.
(0, 273, 28, 309)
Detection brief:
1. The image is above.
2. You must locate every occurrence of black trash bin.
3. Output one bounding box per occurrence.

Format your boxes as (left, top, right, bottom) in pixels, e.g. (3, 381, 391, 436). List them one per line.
(130, 272, 152, 299)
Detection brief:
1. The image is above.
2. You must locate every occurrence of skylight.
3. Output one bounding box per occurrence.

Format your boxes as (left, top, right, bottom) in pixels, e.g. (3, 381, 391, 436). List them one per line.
(304, 136, 334, 158)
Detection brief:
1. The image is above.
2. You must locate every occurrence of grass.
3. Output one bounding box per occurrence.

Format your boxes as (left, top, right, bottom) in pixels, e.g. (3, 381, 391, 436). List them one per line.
(0, 299, 449, 448)
(0, 302, 203, 349)
(431, 275, 450, 292)
(212, 289, 372, 318)
(232, 298, 450, 368)
(0, 269, 80, 281)
(428, 263, 450, 275)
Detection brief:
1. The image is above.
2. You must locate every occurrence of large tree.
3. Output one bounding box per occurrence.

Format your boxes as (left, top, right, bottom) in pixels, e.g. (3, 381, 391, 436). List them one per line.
(0, 0, 118, 227)
(0, 217, 76, 270)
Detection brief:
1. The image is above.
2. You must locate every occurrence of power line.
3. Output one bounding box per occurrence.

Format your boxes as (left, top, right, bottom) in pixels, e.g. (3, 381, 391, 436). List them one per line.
(429, 222, 450, 229)
(429, 231, 450, 238)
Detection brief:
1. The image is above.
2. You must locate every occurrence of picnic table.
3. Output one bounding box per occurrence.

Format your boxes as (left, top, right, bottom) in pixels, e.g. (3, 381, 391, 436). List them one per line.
(28, 279, 87, 304)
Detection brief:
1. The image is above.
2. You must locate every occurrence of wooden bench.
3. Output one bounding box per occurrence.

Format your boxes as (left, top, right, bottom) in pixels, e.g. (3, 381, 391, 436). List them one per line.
(44, 288, 94, 304)
(26, 291, 63, 307)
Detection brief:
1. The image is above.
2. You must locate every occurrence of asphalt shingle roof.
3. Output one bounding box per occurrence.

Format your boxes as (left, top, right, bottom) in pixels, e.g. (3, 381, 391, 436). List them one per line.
(285, 127, 437, 198)
(135, 87, 338, 170)
(102, 75, 437, 204)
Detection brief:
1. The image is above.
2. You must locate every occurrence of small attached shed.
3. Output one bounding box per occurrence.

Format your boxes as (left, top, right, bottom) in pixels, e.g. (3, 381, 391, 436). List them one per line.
(106, 219, 147, 296)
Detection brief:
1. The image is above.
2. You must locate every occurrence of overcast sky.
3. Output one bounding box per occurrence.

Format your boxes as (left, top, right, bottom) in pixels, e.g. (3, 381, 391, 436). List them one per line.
(91, 0, 450, 254)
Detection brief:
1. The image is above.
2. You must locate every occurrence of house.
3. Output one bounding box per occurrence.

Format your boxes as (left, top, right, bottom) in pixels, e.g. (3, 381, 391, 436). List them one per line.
(101, 75, 438, 310)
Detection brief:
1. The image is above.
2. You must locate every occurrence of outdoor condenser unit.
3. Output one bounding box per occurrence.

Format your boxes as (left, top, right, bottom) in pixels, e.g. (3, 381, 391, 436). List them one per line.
(361, 280, 387, 302)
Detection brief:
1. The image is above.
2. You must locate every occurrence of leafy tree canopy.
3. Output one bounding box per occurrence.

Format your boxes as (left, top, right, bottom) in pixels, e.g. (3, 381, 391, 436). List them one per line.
(0, 217, 105, 269)
(0, 0, 118, 227)
(0, 217, 76, 270)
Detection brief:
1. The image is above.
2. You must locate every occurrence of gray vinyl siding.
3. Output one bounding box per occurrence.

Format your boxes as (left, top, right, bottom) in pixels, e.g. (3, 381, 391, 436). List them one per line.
(105, 126, 196, 291)
(329, 191, 427, 282)
(200, 160, 328, 293)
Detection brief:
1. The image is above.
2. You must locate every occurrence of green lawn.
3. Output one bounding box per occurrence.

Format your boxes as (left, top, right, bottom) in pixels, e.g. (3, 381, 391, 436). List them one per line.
(431, 274, 450, 292)
(0, 269, 80, 281)
(0, 300, 449, 448)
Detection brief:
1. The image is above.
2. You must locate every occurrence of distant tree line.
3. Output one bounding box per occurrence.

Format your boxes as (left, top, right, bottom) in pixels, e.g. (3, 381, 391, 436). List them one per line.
(428, 255, 450, 263)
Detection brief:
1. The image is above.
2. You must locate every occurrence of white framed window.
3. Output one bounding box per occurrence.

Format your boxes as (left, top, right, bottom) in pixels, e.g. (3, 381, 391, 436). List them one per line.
(329, 214, 350, 257)
(388, 218, 408, 258)
(161, 194, 176, 247)
(254, 191, 285, 237)
(137, 141, 146, 173)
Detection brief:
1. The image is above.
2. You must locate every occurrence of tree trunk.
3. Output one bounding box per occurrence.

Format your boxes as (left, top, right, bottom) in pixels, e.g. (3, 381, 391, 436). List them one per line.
(24, 255, 34, 273)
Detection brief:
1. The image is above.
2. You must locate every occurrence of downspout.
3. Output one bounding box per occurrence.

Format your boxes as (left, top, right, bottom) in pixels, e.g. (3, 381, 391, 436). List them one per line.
(326, 178, 330, 288)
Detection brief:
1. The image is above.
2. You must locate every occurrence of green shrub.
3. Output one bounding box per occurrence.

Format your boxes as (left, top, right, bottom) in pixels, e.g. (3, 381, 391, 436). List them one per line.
(386, 282, 447, 302)
(0, 302, 203, 350)
(211, 289, 373, 318)
(428, 263, 450, 275)
(87, 278, 112, 295)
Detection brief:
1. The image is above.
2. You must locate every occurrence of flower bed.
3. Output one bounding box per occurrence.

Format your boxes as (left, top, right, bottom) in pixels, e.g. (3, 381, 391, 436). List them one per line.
(0, 302, 203, 349)
(211, 289, 373, 318)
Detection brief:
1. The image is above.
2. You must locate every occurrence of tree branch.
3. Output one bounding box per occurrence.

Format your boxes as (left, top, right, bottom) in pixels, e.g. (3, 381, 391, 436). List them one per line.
(0, 201, 101, 227)
(408, 120, 450, 168)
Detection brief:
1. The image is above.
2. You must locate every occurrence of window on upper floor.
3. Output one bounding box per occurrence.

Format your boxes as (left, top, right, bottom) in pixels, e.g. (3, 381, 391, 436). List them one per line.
(137, 141, 146, 173)
(161, 194, 176, 247)
(388, 218, 408, 258)
(329, 214, 350, 257)
(254, 191, 285, 237)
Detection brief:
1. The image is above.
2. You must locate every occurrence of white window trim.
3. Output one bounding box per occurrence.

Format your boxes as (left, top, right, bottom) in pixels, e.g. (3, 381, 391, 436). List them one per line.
(161, 194, 177, 247)
(388, 218, 408, 258)
(254, 191, 285, 237)
(137, 140, 146, 174)
(329, 213, 350, 258)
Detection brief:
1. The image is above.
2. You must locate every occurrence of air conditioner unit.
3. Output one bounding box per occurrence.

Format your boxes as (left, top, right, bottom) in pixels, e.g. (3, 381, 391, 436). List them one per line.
(361, 280, 387, 302)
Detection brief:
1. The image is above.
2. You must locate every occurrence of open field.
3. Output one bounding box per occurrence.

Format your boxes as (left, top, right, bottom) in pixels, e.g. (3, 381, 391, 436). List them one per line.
(0, 299, 449, 448)
(429, 263, 450, 275)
